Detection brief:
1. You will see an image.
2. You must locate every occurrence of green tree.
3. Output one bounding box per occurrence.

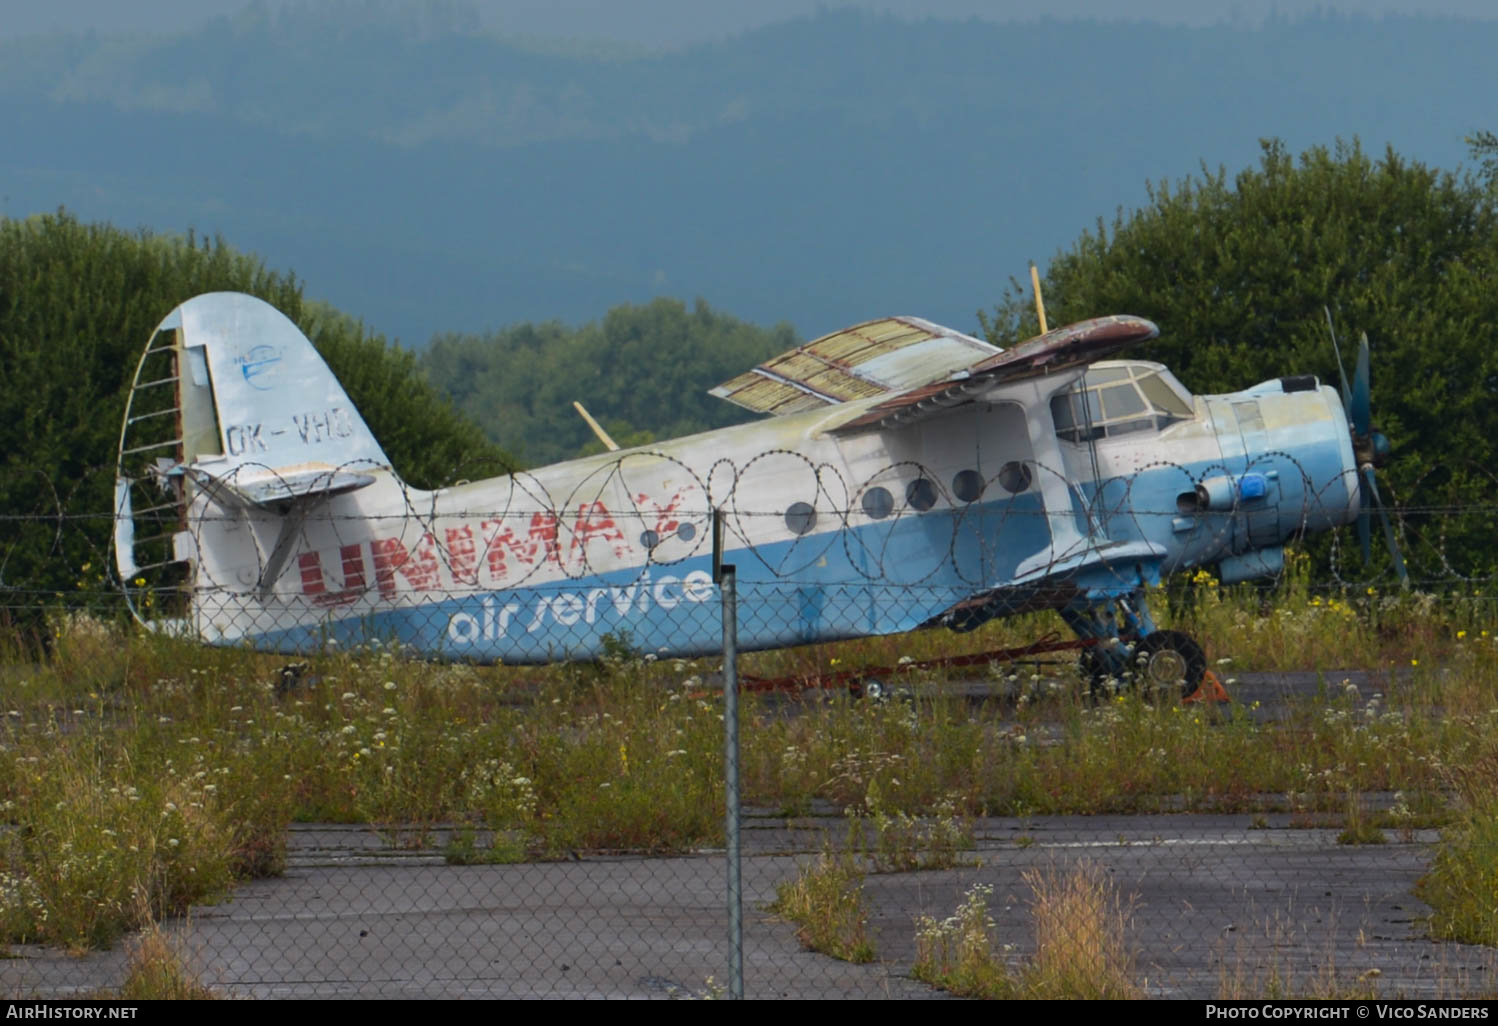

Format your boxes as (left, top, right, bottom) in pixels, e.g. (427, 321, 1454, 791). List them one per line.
(0, 210, 511, 628)
(422, 297, 798, 466)
(1468, 129, 1498, 194)
(980, 140, 1498, 580)
(299, 300, 515, 485)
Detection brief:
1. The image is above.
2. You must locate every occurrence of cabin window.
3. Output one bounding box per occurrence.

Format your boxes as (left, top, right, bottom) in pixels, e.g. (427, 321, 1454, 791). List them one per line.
(952, 470, 984, 503)
(1100, 382, 1147, 419)
(1051, 364, 1191, 443)
(861, 486, 894, 520)
(785, 502, 817, 535)
(906, 478, 938, 511)
(998, 461, 1032, 494)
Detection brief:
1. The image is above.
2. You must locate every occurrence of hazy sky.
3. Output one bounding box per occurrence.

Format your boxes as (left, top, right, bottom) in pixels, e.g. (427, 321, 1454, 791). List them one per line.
(7, 0, 1498, 44)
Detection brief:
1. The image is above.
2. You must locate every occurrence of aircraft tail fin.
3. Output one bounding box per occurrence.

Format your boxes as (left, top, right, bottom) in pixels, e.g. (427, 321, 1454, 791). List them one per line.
(113, 293, 391, 609)
(163, 292, 390, 476)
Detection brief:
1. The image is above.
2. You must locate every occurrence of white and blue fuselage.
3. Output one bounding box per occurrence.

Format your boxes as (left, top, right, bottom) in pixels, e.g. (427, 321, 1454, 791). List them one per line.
(115, 294, 1361, 663)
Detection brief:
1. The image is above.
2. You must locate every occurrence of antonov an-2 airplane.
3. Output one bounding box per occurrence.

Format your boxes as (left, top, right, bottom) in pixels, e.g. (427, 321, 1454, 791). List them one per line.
(112, 292, 1397, 692)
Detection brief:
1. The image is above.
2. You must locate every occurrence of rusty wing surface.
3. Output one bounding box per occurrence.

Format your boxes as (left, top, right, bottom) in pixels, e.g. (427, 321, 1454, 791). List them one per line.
(833, 315, 1160, 433)
(708, 316, 1001, 416)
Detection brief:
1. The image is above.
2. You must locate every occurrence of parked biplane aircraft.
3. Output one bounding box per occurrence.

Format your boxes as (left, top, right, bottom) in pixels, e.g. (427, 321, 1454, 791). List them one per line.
(112, 293, 1401, 692)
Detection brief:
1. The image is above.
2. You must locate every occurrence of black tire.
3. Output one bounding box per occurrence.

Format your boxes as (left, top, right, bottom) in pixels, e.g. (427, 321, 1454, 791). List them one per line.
(1132, 630, 1206, 698)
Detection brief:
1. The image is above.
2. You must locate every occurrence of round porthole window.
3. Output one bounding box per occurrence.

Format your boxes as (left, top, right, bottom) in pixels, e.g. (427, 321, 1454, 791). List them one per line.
(676, 522, 696, 542)
(952, 469, 984, 503)
(785, 501, 817, 535)
(861, 486, 894, 520)
(998, 460, 1033, 494)
(906, 478, 938, 511)
(640, 529, 660, 548)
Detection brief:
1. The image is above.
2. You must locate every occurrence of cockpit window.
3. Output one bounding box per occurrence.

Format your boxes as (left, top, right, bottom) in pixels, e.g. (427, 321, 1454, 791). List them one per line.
(1137, 372, 1193, 417)
(1051, 364, 1193, 443)
(1100, 382, 1147, 419)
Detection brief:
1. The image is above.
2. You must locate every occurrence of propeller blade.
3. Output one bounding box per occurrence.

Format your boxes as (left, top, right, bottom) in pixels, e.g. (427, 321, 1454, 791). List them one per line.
(1350, 332, 1372, 439)
(1356, 497, 1372, 564)
(1324, 306, 1352, 412)
(1360, 465, 1409, 589)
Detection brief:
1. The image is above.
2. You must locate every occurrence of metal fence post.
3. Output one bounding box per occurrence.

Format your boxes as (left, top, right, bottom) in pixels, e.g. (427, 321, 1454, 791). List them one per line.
(715, 510, 744, 999)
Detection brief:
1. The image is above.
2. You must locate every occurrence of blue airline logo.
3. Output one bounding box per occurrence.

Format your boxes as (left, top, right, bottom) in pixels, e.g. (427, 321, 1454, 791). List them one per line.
(237, 345, 284, 390)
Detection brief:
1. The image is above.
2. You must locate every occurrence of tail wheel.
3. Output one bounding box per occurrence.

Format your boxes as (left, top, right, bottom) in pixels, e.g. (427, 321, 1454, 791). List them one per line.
(1133, 630, 1206, 698)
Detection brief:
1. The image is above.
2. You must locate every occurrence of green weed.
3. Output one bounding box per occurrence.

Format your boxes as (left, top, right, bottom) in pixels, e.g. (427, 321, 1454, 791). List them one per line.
(1337, 794, 1388, 846)
(770, 851, 877, 963)
(849, 781, 974, 872)
(443, 827, 529, 865)
(912, 883, 1016, 998)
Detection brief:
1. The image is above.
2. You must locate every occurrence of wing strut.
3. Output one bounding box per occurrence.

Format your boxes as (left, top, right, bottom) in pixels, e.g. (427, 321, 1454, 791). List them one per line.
(1030, 263, 1049, 335)
(573, 401, 620, 451)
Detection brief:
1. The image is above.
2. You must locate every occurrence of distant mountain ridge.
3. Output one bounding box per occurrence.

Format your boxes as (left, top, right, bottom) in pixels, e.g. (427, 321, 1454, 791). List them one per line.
(3, 8, 1494, 343)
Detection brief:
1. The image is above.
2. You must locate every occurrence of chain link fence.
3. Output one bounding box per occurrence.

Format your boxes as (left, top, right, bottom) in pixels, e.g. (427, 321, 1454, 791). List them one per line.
(1, 473, 1497, 999)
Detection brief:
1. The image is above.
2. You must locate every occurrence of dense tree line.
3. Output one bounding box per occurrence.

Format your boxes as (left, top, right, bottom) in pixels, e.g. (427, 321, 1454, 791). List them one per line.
(420, 299, 798, 466)
(0, 210, 511, 615)
(981, 139, 1498, 579)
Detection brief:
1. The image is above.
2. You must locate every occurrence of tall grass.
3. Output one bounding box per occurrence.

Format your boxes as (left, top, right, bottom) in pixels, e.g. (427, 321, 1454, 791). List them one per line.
(115, 922, 217, 1000)
(1418, 731, 1498, 946)
(1, 573, 1496, 950)
(769, 852, 876, 963)
(1023, 860, 1140, 999)
(913, 862, 1140, 999)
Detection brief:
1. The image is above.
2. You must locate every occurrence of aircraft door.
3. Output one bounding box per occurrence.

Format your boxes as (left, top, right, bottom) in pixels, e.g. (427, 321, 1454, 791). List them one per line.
(927, 402, 1048, 585)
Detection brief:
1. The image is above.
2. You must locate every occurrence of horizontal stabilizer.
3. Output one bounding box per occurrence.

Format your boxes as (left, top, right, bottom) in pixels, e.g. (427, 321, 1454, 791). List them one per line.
(709, 316, 1000, 416)
(185, 462, 377, 512)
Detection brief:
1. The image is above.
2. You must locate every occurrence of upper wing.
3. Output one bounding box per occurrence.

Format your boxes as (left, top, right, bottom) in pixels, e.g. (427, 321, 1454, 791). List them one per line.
(708, 316, 1000, 416)
(832, 315, 1159, 433)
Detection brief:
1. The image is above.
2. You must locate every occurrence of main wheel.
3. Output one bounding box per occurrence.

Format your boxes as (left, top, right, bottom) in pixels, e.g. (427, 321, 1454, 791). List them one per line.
(1132, 630, 1206, 698)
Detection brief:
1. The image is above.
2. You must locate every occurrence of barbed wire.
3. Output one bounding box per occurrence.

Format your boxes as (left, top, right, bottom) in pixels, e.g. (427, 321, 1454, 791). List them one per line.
(6, 451, 1498, 622)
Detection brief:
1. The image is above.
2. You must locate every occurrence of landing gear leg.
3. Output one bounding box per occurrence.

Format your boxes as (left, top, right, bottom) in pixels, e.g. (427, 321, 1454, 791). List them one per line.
(1061, 602, 1132, 695)
(1063, 590, 1205, 698)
